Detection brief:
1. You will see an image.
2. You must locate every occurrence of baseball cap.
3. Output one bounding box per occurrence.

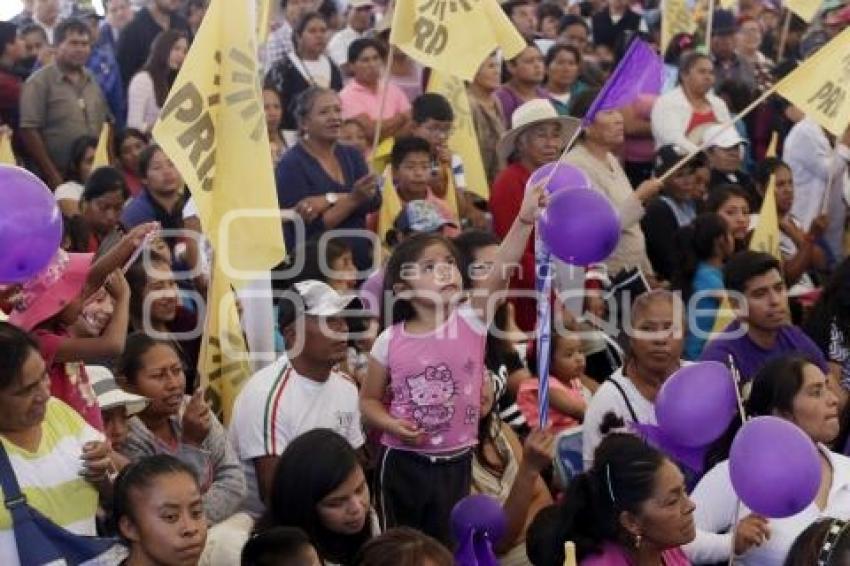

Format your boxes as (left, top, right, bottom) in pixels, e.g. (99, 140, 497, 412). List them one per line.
(702, 124, 746, 149)
(88, 365, 148, 415)
(277, 279, 353, 328)
(393, 200, 458, 235)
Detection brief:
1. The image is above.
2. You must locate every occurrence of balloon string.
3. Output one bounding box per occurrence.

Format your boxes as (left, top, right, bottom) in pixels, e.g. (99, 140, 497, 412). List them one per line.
(728, 354, 747, 424)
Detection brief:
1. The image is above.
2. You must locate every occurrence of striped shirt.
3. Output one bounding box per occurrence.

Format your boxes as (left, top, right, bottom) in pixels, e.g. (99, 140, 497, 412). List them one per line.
(229, 355, 364, 518)
(0, 398, 102, 565)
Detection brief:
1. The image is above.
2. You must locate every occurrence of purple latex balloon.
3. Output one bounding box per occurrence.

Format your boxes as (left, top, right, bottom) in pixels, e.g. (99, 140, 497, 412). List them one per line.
(538, 188, 620, 266)
(525, 161, 592, 195)
(451, 494, 507, 544)
(730, 417, 820, 518)
(0, 166, 63, 283)
(655, 362, 739, 448)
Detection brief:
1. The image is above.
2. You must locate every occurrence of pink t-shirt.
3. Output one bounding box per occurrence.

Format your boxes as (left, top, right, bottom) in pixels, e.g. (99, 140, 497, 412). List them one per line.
(34, 328, 104, 431)
(581, 542, 691, 566)
(370, 303, 487, 453)
(340, 79, 412, 121)
(517, 377, 583, 433)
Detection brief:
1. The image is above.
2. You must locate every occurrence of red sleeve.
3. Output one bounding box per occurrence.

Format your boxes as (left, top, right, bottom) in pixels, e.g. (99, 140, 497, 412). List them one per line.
(33, 329, 64, 367)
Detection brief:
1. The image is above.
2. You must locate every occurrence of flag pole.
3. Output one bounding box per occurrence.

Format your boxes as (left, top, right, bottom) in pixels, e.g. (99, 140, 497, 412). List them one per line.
(776, 9, 792, 62)
(705, 0, 715, 50)
(370, 43, 396, 159)
(658, 83, 778, 183)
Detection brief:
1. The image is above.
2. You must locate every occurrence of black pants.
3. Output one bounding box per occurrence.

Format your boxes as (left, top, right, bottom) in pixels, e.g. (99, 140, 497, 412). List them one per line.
(377, 447, 472, 547)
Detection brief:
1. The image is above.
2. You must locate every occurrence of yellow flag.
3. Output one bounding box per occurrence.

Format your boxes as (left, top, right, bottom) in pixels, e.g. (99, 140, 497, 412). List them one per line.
(152, 0, 286, 421)
(427, 70, 489, 199)
(661, 0, 696, 52)
(198, 266, 253, 424)
(390, 0, 526, 81)
(748, 134, 781, 260)
(377, 166, 403, 244)
(0, 133, 15, 165)
(775, 27, 850, 137)
(786, 0, 820, 22)
(711, 294, 737, 335)
(92, 123, 110, 169)
(719, 0, 736, 10)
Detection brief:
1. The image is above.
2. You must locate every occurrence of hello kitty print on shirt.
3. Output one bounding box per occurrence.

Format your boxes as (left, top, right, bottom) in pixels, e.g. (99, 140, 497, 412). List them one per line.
(405, 364, 457, 433)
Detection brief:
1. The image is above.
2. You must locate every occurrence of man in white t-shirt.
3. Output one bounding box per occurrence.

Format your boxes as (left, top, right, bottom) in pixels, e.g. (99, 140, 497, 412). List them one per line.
(229, 280, 364, 517)
(327, 0, 374, 73)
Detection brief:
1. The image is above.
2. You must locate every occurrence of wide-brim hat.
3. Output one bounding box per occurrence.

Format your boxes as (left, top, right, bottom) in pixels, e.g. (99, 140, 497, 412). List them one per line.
(9, 250, 93, 331)
(88, 365, 149, 416)
(497, 99, 581, 162)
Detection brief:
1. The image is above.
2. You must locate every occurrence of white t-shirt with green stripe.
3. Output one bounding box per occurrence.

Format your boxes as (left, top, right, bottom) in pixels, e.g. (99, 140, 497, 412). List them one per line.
(229, 355, 365, 518)
(0, 398, 103, 565)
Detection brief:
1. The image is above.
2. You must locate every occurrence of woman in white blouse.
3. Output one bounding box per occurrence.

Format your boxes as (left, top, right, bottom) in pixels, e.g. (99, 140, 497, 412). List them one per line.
(686, 354, 850, 566)
(127, 29, 189, 133)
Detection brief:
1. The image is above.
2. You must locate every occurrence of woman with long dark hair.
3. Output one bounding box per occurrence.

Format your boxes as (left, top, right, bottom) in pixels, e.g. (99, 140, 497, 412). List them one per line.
(127, 29, 189, 133)
(258, 429, 378, 565)
(527, 432, 695, 565)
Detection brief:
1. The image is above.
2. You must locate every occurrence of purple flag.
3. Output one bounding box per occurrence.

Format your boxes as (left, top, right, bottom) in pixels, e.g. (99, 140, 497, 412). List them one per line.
(582, 39, 664, 126)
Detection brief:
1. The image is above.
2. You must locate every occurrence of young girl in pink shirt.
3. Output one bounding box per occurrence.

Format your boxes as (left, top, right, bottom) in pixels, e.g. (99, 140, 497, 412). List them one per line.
(361, 184, 545, 545)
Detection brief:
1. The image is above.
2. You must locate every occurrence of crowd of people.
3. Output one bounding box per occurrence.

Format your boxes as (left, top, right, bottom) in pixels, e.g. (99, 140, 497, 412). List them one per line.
(2, 0, 850, 564)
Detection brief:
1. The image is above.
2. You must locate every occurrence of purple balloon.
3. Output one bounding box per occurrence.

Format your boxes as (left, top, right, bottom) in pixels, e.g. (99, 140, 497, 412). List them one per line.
(655, 362, 739, 448)
(538, 188, 621, 266)
(451, 494, 507, 544)
(526, 161, 592, 195)
(0, 166, 63, 283)
(730, 417, 820, 518)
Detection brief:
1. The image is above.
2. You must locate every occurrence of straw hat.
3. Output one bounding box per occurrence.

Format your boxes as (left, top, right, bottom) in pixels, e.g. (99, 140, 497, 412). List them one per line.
(88, 366, 148, 416)
(497, 99, 581, 162)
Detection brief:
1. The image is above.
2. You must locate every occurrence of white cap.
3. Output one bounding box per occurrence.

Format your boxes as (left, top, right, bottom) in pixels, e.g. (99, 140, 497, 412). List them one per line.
(702, 124, 746, 149)
(349, 0, 375, 8)
(294, 280, 352, 317)
(87, 366, 148, 415)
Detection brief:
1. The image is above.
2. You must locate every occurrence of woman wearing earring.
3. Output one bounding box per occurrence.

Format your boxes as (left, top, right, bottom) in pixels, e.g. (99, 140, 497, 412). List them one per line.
(274, 86, 381, 271)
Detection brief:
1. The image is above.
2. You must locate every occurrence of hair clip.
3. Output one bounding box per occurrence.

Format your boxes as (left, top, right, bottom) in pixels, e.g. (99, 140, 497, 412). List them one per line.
(819, 519, 850, 565)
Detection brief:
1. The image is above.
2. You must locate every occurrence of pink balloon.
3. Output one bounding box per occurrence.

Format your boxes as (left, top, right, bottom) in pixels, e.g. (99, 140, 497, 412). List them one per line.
(730, 417, 820, 518)
(525, 162, 592, 195)
(538, 188, 620, 266)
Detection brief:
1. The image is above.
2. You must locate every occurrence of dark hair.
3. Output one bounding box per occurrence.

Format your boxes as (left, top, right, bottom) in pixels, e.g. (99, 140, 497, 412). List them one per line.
(293, 86, 337, 134)
(125, 253, 173, 325)
(82, 166, 129, 202)
(786, 519, 850, 566)
(62, 213, 91, 252)
(20, 23, 48, 42)
(55, 18, 91, 45)
(411, 92, 453, 124)
(537, 3, 564, 28)
(347, 37, 386, 65)
(805, 258, 850, 375)
(116, 331, 177, 385)
(390, 136, 431, 170)
(545, 44, 581, 69)
(382, 233, 460, 325)
(671, 213, 729, 302)
(113, 127, 149, 160)
(569, 87, 601, 120)
(64, 135, 98, 182)
(716, 79, 754, 114)
(142, 29, 187, 107)
(352, 528, 453, 566)
(0, 322, 40, 391)
(753, 157, 791, 190)
(705, 354, 816, 469)
(113, 454, 199, 538)
(704, 184, 750, 216)
(663, 32, 695, 65)
(259, 429, 371, 563)
(138, 143, 164, 179)
(526, 433, 667, 564)
(722, 250, 781, 294)
(558, 14, 589, 35)
(501, 0, 533, 18)
(241, 527, 314, 566)
(293, 11, 326, 53)
(0, 22, 16, 54)
(678, 51, 711, 81)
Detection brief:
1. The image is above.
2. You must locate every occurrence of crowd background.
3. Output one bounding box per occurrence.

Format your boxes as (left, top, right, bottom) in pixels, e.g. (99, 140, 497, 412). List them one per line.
(1, 0, 850, 565)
